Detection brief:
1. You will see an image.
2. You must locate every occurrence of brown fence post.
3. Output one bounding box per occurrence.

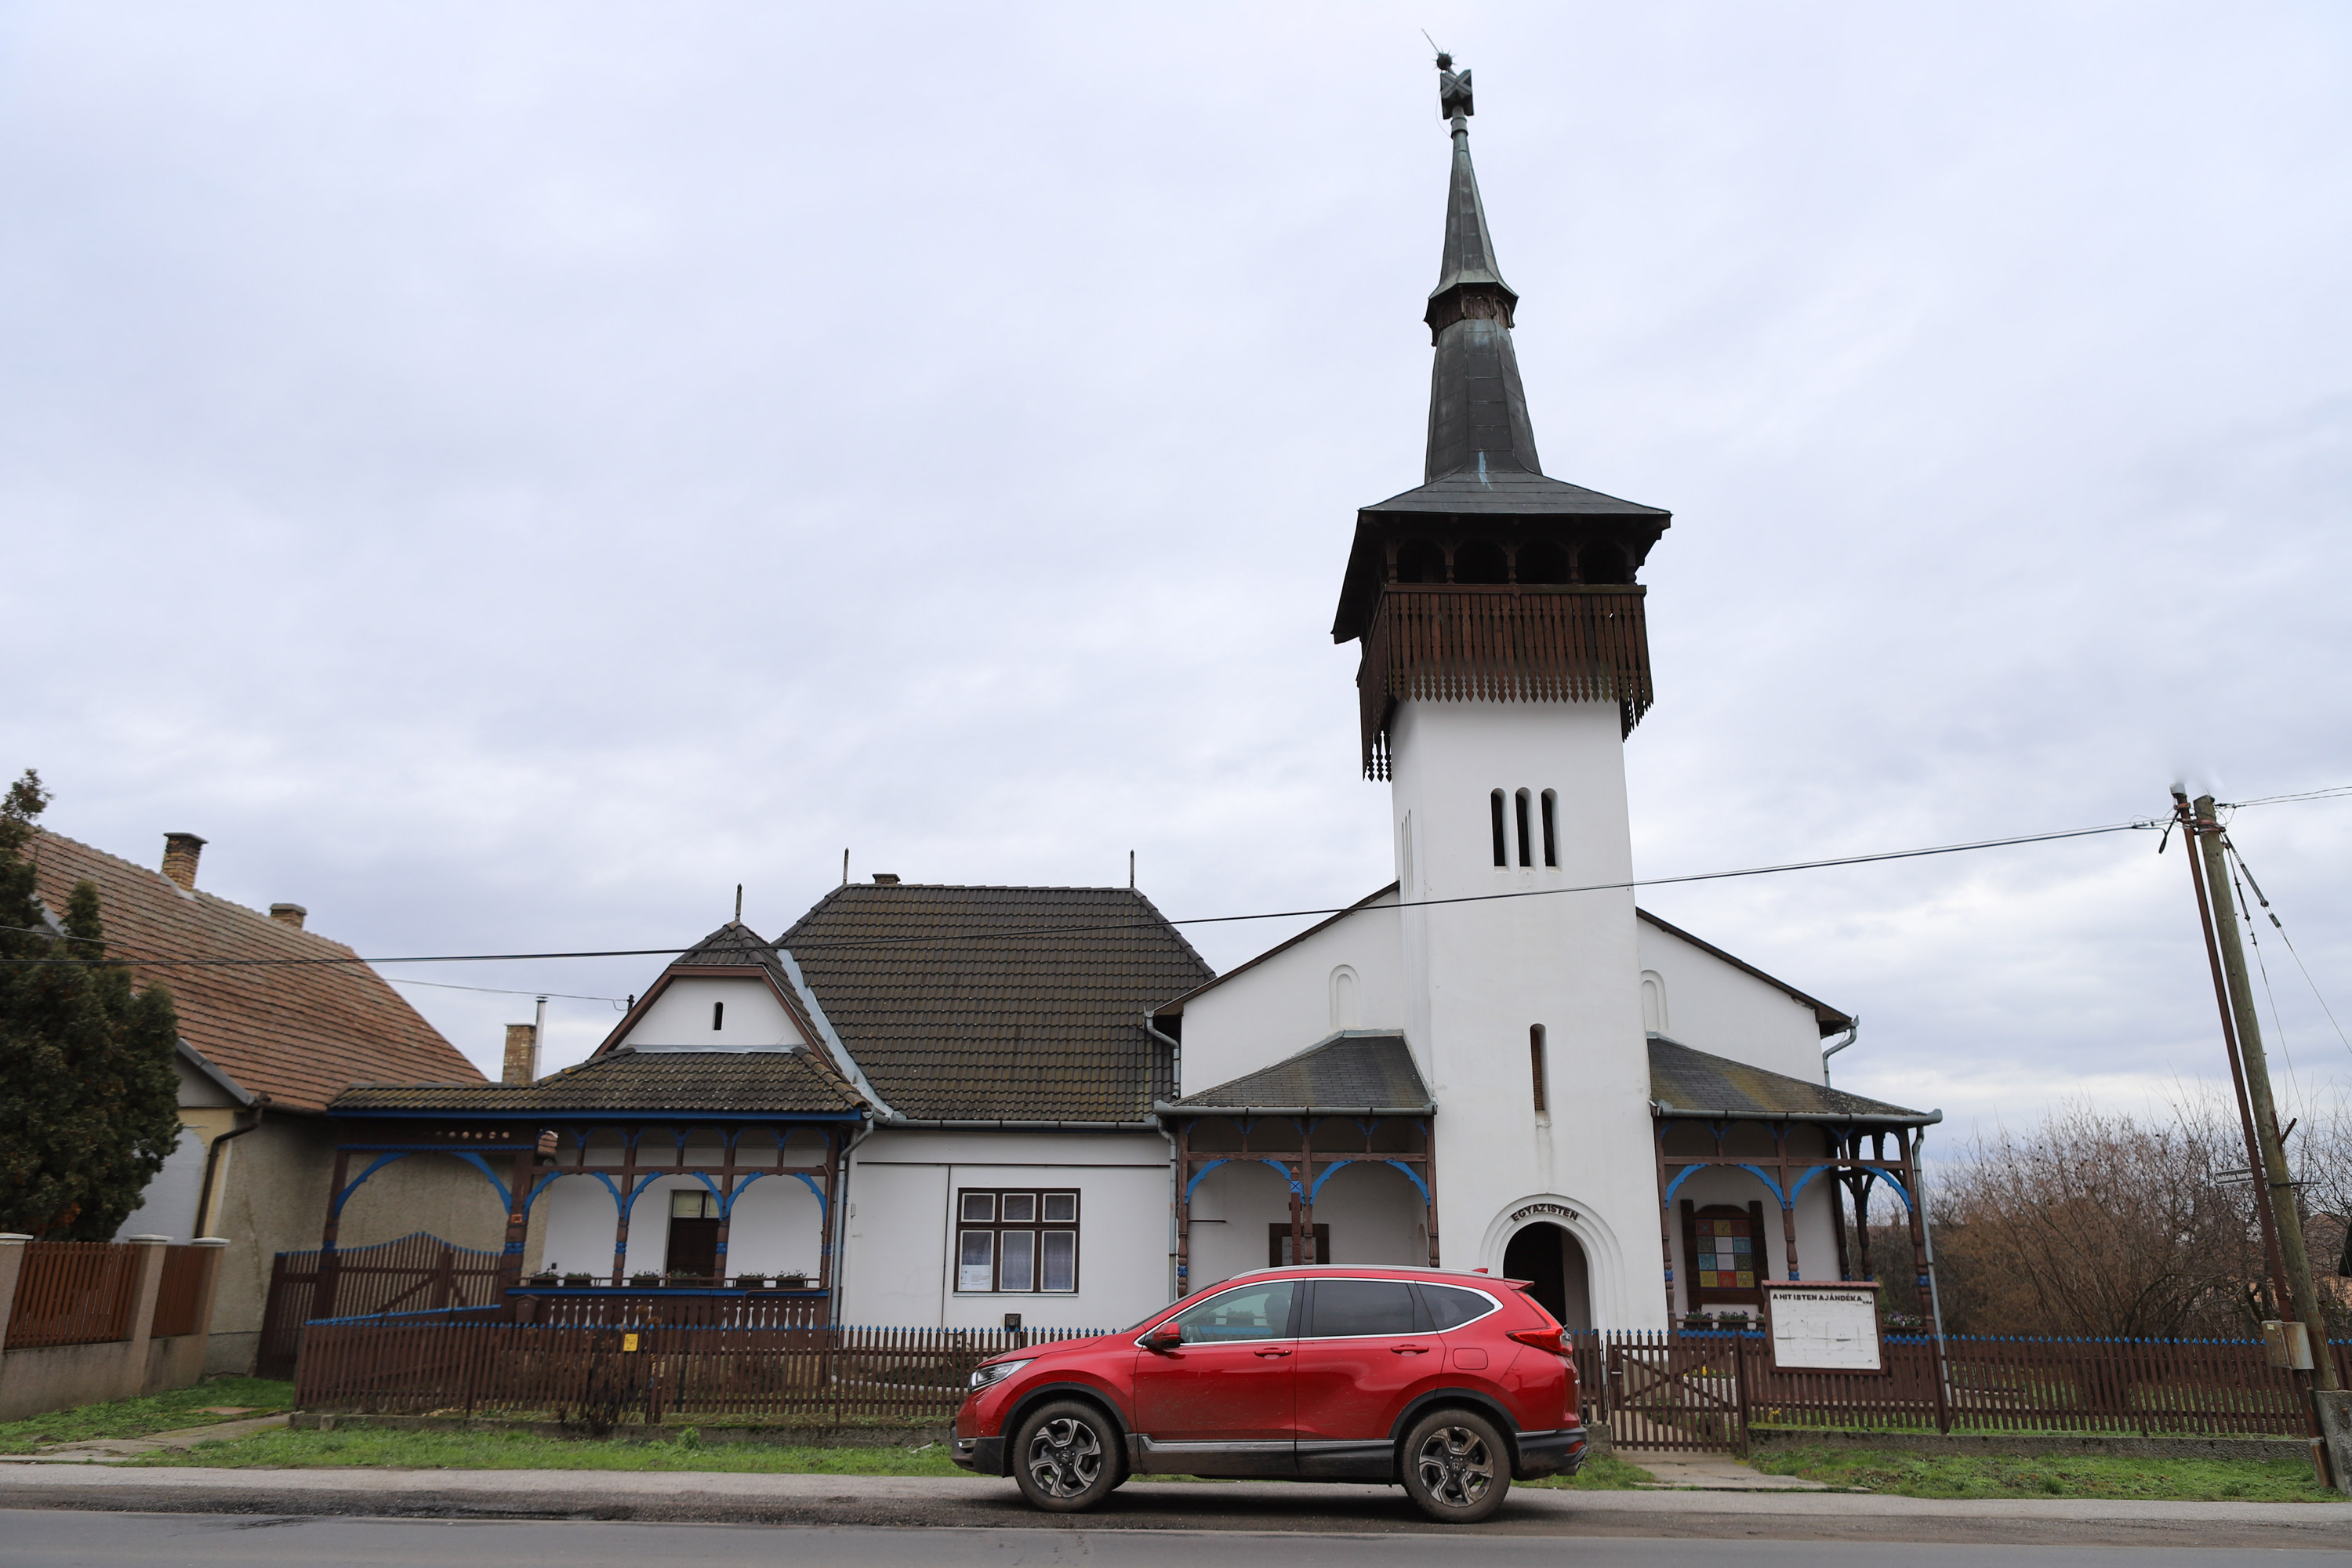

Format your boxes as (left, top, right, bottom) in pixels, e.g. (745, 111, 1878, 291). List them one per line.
(118, 1236, 171, 1399)
(1733, 1331, 1752, 1457)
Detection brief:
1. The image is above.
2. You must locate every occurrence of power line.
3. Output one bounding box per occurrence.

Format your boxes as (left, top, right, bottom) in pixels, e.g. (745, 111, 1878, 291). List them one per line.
(0, 813, 2165, 971)
(2219, 783, 2352, 810)
(383, 976, 630, 1007)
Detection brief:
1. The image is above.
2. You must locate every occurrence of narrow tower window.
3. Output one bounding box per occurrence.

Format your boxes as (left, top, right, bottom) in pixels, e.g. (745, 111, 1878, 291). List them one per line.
(1515, 789, 1534, 867)
(1541, 789, 1559, 867)
(712, 1001, 724, 1031)
(1490, 791, 1507, 867)
(1530, 1025, 1549, 1116)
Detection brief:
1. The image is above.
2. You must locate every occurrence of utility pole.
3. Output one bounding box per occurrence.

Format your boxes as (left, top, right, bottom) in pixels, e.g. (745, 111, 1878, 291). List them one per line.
(2177, 791, 2341, 1482)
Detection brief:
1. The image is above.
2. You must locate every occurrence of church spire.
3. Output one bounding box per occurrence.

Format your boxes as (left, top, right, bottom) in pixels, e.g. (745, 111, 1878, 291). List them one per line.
(1421, 56, 1541, 483)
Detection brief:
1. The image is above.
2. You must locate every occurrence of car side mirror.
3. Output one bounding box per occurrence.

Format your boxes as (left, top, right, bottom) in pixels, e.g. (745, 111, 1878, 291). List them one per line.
(1142, 1326, 1182, 1352)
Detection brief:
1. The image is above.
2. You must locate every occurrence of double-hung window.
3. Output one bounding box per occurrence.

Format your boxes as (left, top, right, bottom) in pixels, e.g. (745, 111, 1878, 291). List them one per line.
(956, 1189, 1079, 1293)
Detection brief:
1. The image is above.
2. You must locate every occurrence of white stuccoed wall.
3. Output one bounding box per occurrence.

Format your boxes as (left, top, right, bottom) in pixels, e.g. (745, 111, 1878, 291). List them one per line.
(1174, 895, 1403, 1094)
(1635, 917, 1829, 1080)
(1388, 697, 1668, 1330)
(621, 976, 806, 1049)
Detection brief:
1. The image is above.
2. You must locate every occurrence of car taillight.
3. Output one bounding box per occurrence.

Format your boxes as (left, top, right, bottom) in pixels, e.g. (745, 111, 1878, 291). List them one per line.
(1506, 1327, 1564, 1355)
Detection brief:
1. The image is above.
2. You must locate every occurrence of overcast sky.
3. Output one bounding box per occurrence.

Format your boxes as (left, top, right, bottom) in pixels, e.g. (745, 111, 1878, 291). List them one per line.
(6, 2, 2348, 1149)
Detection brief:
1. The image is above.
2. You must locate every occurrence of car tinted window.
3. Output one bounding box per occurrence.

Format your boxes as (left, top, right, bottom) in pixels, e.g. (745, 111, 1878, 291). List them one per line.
(1305, 1279, 1418, 1338)
(1168, 1281, 1294, 1345)
(1417, 1284, 1496, 1330)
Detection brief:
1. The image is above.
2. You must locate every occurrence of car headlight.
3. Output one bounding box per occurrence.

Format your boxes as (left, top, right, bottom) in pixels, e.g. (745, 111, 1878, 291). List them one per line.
(968, 1358, 1033, 1393)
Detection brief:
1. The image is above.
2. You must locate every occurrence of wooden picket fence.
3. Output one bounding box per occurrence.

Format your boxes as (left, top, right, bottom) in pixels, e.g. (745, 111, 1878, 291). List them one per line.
(1581, 1330, 2352, 1453)
(258, 1232, 506, 1377)
(6, 1241, 141, 1348)
(296, 1319, 1112, 1428)
(292, 1313, 2349, 1447)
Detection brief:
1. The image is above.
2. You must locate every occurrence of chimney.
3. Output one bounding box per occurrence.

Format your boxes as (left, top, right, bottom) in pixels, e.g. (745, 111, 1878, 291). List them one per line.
(269, 903, 307, 930)
(161, 833, 207, 891)
(503, 1023, 539, 1086)
(871, 873, 901, 885)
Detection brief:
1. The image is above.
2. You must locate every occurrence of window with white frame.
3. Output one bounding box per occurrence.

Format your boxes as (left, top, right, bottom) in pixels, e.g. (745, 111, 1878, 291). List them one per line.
(956, 1189, 1080, 1293)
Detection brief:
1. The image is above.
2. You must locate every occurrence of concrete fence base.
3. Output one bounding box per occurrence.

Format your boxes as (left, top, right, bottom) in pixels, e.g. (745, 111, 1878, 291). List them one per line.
(0, 1234, 229, 1423)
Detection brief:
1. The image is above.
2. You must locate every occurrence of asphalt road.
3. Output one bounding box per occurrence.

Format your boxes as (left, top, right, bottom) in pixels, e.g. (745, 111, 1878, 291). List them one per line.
(2, 1514, 2346, 1568)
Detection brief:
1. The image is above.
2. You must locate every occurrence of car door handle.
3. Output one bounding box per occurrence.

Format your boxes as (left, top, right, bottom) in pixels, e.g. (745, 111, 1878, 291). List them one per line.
(1391, 1344, 1432, 1355)
(1254, 1347, 1293, 1358)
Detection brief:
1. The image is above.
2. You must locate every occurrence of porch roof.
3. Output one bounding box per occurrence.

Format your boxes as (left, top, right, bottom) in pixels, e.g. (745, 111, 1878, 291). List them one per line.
(1648, 1036, 1938, 1127)
(1157, 1031, 1434, 1116)
(330, 1047, 866, 1120)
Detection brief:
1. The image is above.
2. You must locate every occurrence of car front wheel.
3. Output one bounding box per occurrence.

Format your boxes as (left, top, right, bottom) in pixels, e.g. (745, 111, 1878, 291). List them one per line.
(1011, 1399, 1120, 1512)
(1399, 1407, 1510, 1523)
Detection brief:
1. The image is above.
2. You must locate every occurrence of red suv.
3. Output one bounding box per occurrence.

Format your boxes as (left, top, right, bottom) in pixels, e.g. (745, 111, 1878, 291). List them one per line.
(951, 1265, 1585, 1523)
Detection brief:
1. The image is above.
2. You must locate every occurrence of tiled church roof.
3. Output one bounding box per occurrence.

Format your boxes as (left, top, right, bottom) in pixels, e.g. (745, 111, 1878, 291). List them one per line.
(23, 829, 480, 1113)
(1649, 1037, 1936, 1126)
(780, 884, 1214, 1123)
(1161, 1032, 1433, 1114)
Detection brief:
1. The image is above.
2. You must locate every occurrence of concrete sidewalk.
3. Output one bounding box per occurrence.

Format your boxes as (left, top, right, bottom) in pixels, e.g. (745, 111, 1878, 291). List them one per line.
(0, 1462, 2343, 1548)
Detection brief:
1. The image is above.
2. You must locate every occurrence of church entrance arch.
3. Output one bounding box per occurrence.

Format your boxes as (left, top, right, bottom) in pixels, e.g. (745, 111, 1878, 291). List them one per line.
(1501, 1221, 1592, 1334)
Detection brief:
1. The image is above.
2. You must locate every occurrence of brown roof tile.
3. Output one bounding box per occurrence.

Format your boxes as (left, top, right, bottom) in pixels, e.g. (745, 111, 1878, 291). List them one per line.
(333, 1049, 862, 1116)
(779, 884, 1214, 1122)
(23, 829, 482, 1113)
(1649, 1036, 1934, 1126)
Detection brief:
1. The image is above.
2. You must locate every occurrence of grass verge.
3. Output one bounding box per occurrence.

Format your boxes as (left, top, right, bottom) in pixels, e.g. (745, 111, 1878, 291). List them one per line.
(1520, 1451, 1655, 1490)
(1747, 1444, 2339, 1501)
(0, 1377, 294, 1454)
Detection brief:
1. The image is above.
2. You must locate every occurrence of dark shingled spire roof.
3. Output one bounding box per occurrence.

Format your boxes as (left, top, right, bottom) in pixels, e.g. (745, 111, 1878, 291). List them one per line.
(1421, 103, 1539, 484)
(1327, 63, 1671, 646)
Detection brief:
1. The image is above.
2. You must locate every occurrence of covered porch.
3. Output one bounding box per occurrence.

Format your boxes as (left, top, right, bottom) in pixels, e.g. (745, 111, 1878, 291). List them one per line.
(1156, 1031, 1438, 1296)
(1649, 1036, 1942, 1327)
(325, 1048, 869, 1309)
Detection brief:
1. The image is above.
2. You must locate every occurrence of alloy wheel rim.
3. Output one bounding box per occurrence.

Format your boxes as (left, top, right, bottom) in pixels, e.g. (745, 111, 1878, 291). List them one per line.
(1414, 1425, 1495, 1508)
(1025, 1416, 1104, 1498)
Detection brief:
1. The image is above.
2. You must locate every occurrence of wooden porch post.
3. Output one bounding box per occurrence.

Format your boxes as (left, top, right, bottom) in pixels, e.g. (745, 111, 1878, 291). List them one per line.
(315, 1146, 350, 1321)
(1828, 1128, 1853, 1280)
(711, 1127, 737, 1287)
(499, 1148, 532, 1296)
(1173, 1119, 1192, 1296)
(1653, 1121, 1678, 1319)
(1774, 1121, 1800, 1282)
(1419, 1116, 1441, 1269)
(1896, 1129, 1933, 1319)
(609, 1128, 637, 1285)
(817, 1127, 837, 1295)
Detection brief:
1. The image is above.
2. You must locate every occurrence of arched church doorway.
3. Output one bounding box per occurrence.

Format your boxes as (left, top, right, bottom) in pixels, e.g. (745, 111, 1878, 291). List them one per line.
(1501, 1221, 1593, 1333)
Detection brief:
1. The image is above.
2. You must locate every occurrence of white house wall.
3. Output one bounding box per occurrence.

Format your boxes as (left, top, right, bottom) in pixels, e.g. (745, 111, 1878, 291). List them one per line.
(620, 976, 807, 1049)
(841, 1131, 1171, 1331)
(1174, 896, 1403, 1096)
(1636, 920, 1829, 1081)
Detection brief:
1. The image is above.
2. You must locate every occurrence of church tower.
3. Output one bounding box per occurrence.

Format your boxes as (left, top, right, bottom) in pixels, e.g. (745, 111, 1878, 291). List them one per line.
(1330, 58, 1673, 1329)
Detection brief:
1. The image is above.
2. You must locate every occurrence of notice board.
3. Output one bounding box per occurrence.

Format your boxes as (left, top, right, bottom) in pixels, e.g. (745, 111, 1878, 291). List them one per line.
(1762, 1281, 1884, 1372)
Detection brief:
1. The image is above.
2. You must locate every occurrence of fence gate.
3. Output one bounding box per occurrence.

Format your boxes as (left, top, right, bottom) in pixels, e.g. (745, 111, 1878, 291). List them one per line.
(257, 1232, 505, 1379)
(1604, 1334, 1747, 1454)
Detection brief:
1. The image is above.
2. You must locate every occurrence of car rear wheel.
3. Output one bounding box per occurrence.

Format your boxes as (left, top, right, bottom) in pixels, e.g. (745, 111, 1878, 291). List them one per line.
(1399, 1407, 1510, 1523)
(1011, 1399, 1120, 1512)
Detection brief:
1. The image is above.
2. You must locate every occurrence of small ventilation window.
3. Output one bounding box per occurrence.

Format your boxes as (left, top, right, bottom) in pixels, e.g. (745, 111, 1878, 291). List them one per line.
(1490, 790, 1508, 867)
(1541, 789, 1559, 868)
(1395, 539, 1446, 584)
(1454, 539, 1508, 584)
(712, 1001, 724, 1031)
(1515, 789, 1534, 868)
(1516, 539, 1571, 584)
(1530, 1025, 1549, 1116)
